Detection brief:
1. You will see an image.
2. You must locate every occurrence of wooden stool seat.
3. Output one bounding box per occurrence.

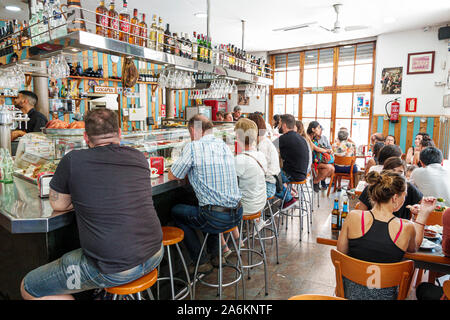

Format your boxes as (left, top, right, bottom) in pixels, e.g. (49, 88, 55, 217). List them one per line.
(288, 180, 307, 185)
(162, 226, 184, 246)
(106, 269, 158, 296)
(267, 196, 276, 201)
(243, 212, 261, 221)
(224, 226, 238, 234)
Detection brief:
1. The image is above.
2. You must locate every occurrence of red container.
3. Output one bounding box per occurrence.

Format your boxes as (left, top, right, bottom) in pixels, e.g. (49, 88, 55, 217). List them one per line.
(204, 100, 227, 121)
(149, 157, 165, 174)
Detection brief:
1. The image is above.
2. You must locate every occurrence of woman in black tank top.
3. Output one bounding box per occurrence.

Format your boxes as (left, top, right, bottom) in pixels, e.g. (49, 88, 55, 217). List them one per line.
(336, 170, 437, 299)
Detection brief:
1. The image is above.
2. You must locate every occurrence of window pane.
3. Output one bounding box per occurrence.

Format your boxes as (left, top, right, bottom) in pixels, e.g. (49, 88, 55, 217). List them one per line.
(353, 92, 371, 118)
(356, 43, 374, 64)
(352, 119, 369, 147)
(317, 94, 332, 118)
(337, 65, 354, 85)
(286, 95, 299, 117)
(317, 119, 331, 142)
(301, 118, 316, 132)
(275, 54, 287, 71)
(335, 119, 352, 140)
(354, 64, 373, 85)
(339, 46, 355, 66)
(274, 95, 285, 115)
(303, 68, 317, 87)
(302, 94, 316, 118)
(286, 70, 300, 88)
(317, 67, 333, 87)
(304, 50, 318, 69)
(336, 92, 353, 118)
(274, 72, 286, 88)
(319, 48, 334, 68)
(287, 52, 300, 70)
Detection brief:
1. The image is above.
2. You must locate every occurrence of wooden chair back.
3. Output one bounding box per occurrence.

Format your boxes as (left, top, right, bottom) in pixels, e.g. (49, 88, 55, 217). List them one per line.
(443, 280, 450, 300)
(330, 249, 414, 300)
(334, 155, 356, 167)
(289, 294, 346, 300)
(426, 209, 445, 226)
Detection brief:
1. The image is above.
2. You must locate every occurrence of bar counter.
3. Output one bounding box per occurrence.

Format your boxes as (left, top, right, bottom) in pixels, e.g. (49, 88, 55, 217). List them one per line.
(0, 174, 187, 299)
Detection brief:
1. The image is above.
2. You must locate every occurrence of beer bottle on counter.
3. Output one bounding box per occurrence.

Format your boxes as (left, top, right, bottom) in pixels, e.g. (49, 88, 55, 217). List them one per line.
(340, 200, 349, 230)
(331, 199, 340, 231)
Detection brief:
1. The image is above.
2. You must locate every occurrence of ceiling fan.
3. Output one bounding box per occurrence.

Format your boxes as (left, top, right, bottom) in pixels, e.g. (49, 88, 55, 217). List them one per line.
(273, 3, 370, 34)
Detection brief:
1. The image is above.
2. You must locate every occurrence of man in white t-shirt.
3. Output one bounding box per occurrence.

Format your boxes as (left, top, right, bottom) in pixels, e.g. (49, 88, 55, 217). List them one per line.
(410, 147, 450, 207)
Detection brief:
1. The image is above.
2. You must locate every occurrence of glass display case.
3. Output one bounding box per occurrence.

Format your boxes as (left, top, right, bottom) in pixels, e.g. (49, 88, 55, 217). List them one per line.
(12, 124, 236, 184)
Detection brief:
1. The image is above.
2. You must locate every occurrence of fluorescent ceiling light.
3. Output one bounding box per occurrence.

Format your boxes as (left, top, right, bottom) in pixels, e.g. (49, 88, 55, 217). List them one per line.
(384, 17, 396, 24)
(194, 12, 208, 18)
(5, 5, 21, 12)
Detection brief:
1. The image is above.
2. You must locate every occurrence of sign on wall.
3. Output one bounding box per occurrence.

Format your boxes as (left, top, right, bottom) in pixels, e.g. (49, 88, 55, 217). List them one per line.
(381, 67, 403, 95)
(407, 51, 435, 74)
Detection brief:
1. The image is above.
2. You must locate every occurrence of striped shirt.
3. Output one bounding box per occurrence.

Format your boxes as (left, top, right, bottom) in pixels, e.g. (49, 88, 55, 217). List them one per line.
(170, 134, 242, 207)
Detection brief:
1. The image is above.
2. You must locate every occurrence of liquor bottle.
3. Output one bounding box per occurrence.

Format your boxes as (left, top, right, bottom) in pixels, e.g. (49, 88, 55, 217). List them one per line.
(192, 31, 198, 61)
(157, 17, 164, 51)
(198, 34, 204, 62)
(331, 199, 340, 231)
(20, 21, 32, 48)
(184, 33, 192, 59)
(173, 33, 180, 56)
(30, 0, 39, 45)
(118, 0, 130, 42)
(340, 200, 349, 230)
(164, 23, 173, 54)
(179, 33, 186, 58)
(96, 0, 108, 36)
(129, 8, 139, 44)
(138, 13, 148, 47)
(207, 36, 212, 64)
(149, 14, 157, 50)
(108, 0, 119, 40)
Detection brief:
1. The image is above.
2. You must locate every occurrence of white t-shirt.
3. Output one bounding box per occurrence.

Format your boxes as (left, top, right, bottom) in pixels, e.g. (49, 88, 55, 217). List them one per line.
(257, 137, 281, 184)
(235, 150, 268, 215)
(410, 163, 450, 207)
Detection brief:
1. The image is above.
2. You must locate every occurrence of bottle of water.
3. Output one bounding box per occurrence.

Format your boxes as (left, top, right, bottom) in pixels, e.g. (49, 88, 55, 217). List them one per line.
(0, 148, 14, 184)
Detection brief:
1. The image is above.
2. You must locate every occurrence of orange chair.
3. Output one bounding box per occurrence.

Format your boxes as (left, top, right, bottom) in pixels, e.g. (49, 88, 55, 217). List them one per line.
(330, 249, 414, 300)
(327, 156, 356, 197)
(443, 280, 450, 300)
(106, 269, 158, 300)
(289, 294, 346, 300)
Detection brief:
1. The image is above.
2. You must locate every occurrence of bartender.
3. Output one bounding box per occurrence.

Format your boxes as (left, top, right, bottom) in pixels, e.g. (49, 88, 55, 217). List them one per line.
(11, 90, 48, 141)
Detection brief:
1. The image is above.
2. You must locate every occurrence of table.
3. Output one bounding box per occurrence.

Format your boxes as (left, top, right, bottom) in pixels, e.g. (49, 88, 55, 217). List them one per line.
(316, 232, 450, 274)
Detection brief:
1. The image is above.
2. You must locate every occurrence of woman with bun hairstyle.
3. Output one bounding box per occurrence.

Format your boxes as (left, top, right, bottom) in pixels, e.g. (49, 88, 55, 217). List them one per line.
(337, 170, 436, 299)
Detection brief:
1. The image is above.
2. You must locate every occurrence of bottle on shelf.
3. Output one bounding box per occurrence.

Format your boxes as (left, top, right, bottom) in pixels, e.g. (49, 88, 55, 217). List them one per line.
(157, 17, 164, 52)
(207, 36, 212, 64)
(192, 31, 198, 61)
(179, 33, 186, 58)
(96, 0, 109, 37)
(118, 0, 130, 42)
(138, 13, 148, 47)
(29, 0, 39, 46)
(164, 23, 173, 54)
(173, 33, 180, 56)
(108, 0, 119, 40)
(198, 34, 204, 62)
(149, 14, 157, 50)
(129, 8, 139, 45)
(331, 198, 340, 231)
(20, 21, 32, 48)
(184, 33, 192, 59)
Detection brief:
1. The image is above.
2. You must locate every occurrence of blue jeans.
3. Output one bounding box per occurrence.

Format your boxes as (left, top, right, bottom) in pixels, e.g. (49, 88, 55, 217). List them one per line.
(23, 245, 164, 298)
(171, 204, 243, 265)
(274, 170, 293, 203)
(266, 182, 276, 198)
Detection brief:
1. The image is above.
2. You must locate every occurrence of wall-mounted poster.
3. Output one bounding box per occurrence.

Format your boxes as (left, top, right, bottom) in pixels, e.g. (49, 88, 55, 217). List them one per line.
(381, 67, 403, 95)
(407, 51, 435, 74)
(238, 91, 249, 106)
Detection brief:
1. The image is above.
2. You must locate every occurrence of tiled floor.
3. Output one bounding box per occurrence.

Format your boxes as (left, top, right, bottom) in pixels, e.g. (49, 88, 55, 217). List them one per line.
(192, 187, 448, 300)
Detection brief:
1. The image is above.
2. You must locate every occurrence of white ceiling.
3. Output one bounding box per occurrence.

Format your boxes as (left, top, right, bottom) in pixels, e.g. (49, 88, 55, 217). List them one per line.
(1, 0, 450, 53)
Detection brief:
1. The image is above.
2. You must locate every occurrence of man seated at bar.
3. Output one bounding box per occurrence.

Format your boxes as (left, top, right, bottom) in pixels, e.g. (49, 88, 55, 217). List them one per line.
(410, 146, 450, 207)
(169, 114, 243, 273)
(11, 90, 48, 141)
(20, 109, 164, 300)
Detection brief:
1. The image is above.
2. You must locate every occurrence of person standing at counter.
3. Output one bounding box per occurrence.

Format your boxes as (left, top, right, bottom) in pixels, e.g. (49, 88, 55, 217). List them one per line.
(11, 90, 48, 141)
(20, 108, 164, 300)
(169, 114, 243, 273)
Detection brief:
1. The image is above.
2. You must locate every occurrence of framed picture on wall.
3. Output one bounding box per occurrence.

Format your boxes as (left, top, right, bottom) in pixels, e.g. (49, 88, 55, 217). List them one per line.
(407, 51, 435, 74)
(238, 91, 249, 106)
(381, 67, 403, 95)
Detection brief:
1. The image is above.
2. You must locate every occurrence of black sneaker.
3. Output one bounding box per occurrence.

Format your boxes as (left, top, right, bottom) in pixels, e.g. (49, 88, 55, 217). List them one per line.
(313, 183, 320, 193)
(321, 181, 328, 190)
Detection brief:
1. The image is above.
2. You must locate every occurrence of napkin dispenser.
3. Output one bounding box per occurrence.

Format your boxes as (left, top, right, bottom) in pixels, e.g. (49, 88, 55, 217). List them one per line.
(37, 172, 54, 198)
(149, 157, 164, 175)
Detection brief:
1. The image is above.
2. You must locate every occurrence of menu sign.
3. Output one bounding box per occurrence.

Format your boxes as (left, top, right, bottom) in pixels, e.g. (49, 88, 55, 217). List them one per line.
(94, 86, 117, 94)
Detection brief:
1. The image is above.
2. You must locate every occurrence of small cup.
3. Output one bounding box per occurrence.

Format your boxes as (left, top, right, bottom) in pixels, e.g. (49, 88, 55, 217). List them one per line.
(151, 167, 158, 176)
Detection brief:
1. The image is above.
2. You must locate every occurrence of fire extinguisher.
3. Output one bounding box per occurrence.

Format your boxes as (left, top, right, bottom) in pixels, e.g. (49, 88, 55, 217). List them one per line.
(385, 98, 400, 123)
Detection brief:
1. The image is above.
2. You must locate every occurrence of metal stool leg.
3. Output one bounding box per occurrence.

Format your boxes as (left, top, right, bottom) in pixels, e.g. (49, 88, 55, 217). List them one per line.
(255, 224, 269, 296)
(167, 246, 176, 300)
(192, 233, 209, 300)
(230, 232, 246, 300)
(267, 199, 279, 264)
(175, 243, 192, 299)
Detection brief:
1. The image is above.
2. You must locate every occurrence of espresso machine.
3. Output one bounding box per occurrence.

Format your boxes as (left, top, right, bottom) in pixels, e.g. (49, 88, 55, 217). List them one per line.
(0, 105, 30, 154)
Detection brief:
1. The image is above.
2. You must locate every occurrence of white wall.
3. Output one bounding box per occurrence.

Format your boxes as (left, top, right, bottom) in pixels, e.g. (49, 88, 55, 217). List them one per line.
(373, 27, 450, 116)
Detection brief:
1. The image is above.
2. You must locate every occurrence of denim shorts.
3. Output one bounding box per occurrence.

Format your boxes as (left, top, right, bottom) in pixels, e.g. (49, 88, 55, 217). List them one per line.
(23, 244, 164, 298)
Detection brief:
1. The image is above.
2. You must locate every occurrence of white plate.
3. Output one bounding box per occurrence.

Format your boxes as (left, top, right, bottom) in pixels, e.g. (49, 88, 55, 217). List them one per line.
(427, 225, 443, 234)
(150, 174, 160, 179)
(420, 238, 437, 250)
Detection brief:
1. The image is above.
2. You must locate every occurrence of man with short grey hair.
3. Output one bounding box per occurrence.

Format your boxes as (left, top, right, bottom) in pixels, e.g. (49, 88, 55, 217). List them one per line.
(233, 106, 242, 121)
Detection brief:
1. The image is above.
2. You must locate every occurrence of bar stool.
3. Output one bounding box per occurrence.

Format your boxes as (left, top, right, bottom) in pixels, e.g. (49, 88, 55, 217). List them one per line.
(255, 197, 279, 264)
(238, 211, 269, 296)
(106, 269, 158, 300)
(279, 179, 312, 241)
(192, 226, 245, 300)
(156, 226, 192, 300)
